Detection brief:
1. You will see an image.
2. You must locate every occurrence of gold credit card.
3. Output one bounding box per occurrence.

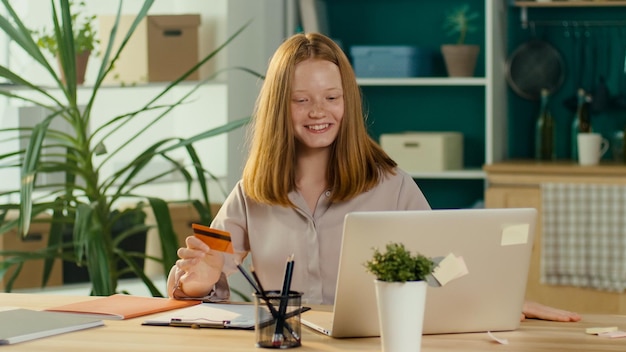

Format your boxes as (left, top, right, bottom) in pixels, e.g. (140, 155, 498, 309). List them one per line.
(191, 223, 234, 254)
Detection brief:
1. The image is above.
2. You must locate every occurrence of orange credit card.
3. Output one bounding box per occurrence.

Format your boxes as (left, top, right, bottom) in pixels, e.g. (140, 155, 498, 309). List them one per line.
(191, 223, 234, 254)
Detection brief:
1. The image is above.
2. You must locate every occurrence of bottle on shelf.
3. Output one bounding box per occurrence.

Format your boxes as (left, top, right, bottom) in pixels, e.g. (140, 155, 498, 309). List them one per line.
(535, 88, 556, 161)
(571, 88, 592, 160)
(623, 124, 626, 164)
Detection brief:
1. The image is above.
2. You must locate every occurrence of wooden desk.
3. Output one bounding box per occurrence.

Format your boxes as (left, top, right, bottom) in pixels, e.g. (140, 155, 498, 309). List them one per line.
(1, 293, 626, 351)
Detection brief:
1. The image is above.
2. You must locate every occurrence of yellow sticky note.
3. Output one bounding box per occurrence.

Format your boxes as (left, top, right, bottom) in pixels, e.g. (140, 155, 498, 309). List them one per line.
(501, 224, 529, 246)
(585, 326, 618, 335)
(432, 253, 468, 286)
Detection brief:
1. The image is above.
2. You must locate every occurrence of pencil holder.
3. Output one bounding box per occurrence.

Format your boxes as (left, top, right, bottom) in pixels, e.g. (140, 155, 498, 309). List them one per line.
(253, 290, 303, 349)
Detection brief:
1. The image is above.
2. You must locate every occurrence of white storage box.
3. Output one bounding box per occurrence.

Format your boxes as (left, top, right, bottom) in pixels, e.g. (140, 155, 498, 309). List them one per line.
(380, 132, 463, 172)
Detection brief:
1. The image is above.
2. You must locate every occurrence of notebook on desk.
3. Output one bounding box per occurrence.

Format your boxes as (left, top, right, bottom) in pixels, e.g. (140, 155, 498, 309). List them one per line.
(301, 208, 537, 338)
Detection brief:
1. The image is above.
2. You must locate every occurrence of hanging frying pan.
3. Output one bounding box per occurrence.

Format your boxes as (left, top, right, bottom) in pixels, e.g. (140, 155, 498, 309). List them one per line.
(506, 39, 565, 100)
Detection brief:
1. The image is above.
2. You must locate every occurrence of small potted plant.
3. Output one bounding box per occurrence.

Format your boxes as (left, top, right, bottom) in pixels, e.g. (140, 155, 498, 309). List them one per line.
(440, 4, 480, 77)
(364, 242, 435, 352)
(31, 0, 98, 84)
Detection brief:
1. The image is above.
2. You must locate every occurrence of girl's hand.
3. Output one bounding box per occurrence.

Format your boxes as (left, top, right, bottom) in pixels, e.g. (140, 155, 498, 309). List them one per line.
(174, 236, 225, 297)
(521, 300, 581, 322)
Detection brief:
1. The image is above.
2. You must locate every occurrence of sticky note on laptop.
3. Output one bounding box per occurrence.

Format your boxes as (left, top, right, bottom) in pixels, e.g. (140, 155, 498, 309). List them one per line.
(432, 253, 468, 286)
(192, 224, 234, 254)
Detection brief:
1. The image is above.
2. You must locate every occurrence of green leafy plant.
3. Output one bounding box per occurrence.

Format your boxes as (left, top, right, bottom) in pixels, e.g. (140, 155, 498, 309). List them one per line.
(0, 0, 263, 296)
(364, 243, 434, 282)
(443, 4, 479, 45)
(31, 0, 98, 56)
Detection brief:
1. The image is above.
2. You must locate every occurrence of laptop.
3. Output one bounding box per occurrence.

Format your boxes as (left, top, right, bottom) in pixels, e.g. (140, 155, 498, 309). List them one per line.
(301, 208, 537, 338)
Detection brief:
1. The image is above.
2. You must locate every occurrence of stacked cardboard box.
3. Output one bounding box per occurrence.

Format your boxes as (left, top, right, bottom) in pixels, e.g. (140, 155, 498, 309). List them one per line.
(99, 14, 201, 84)
(1, 214, 63, 290)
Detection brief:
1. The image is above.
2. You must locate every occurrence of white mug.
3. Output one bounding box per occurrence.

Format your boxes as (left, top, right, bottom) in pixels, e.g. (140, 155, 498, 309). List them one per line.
(577, 133, 609, 166)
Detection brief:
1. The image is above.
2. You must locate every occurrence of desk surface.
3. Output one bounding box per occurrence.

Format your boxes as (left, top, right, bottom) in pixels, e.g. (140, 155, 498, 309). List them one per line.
(1, 293, 626, 351)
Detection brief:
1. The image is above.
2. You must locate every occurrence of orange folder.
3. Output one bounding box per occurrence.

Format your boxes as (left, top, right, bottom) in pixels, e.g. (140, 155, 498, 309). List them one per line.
(192, 223, 234, 254)
(45, 294, 201, 320)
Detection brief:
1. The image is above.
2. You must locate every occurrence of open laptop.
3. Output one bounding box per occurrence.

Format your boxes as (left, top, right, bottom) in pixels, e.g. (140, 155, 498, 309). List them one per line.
(301, 208, 536, 337)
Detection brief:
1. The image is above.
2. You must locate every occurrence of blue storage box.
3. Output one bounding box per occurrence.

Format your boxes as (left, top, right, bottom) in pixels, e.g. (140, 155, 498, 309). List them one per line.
(350, 45, 432, 78)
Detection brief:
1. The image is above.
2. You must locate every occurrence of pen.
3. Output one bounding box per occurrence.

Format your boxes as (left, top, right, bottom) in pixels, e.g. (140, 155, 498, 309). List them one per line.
(251, 264, 299, 342)
(245, 261, 300, 342)
(256, 306, 309, 330)
(235, 260, 261, 294)
(169, 318, 231, 329)
(273, 254, 295, 346)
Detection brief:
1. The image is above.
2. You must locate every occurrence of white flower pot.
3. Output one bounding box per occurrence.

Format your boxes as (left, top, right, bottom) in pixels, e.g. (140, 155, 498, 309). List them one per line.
(374, 280, 427, 352)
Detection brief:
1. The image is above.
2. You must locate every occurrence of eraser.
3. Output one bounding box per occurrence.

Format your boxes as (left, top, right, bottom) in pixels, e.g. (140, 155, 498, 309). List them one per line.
(192, 223, 234, 254)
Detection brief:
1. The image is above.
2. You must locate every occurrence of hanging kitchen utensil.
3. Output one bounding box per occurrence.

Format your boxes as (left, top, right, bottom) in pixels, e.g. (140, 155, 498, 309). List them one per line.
(611, 27, 626, 109)
(590, 27, 610, 113)
(506, 27, 565, 100)
(563, 26, 587, 112)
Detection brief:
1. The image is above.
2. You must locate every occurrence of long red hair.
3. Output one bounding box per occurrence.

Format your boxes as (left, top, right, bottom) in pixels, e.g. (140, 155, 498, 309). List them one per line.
(242, 33, 396, 207)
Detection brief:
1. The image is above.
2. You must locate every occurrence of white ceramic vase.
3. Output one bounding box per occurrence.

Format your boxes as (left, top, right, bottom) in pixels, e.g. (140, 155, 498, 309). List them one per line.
(374, 280, 427, 352)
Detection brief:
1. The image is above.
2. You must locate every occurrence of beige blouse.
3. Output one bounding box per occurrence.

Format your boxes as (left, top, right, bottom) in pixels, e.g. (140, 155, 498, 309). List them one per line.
(171, 168, 430, 304)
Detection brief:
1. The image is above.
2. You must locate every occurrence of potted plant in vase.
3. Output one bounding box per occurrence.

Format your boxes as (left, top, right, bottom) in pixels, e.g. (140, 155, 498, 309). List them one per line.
(0, 0, 263, 296)
(441, 4, 480, 77)
(31, 0, 98, 85)
(364, 242, 435, 352)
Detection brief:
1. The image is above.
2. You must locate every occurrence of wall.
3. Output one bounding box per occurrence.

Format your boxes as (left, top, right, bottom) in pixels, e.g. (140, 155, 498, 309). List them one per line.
(506, 5, 626, 161)
(225, 0, 289, 190)
(2, 0, 228, 85)
(321, 0, 489, 209)
(0, 0, 233, 206)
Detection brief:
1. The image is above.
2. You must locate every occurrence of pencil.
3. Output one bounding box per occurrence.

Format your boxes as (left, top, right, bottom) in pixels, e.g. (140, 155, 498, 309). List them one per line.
(273, 254, 295, 346)
(234, 259, 261, 294)
(242, 261, 300, 342)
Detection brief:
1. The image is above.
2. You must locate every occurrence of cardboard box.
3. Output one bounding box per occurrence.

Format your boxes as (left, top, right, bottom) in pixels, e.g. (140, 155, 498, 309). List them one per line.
(350, 45, 432, 77)
(380, 132, 463, 172)
(99, 14, 201, 84)
(1, 216, 63, 290)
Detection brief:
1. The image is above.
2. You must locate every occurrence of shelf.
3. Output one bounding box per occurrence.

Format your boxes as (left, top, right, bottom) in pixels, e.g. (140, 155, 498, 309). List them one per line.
(514, 1, 626, 7)
(408, 169, 486, 180)
(513, 1, 626, 27)
(0, 79, 225, 91)
(356, 77, 487, 87)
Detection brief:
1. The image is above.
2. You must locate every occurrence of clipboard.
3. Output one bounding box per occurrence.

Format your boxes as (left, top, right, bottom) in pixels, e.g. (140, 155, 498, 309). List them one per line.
(142, 303, 310, 330)
(192, 223, 234, 254)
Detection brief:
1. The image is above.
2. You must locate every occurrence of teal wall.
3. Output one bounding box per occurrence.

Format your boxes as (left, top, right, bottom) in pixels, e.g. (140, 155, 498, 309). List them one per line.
(325, 0, 486, 209)
(323, 1, 626, 208)
(507, 6, 626, 160)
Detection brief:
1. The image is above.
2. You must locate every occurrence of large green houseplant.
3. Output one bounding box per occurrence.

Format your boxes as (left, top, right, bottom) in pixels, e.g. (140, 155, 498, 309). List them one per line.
(0, 0, 262, 296)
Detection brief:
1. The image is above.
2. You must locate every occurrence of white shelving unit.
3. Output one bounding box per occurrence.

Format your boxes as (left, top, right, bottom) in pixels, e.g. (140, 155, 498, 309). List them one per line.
(356, 77, 488, 87)
(351, 0, 508, 183)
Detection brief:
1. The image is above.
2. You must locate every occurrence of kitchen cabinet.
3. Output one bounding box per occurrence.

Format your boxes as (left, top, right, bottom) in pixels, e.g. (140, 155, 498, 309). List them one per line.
(312, 0, 507, 209)
(484, 160, 626, 314)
